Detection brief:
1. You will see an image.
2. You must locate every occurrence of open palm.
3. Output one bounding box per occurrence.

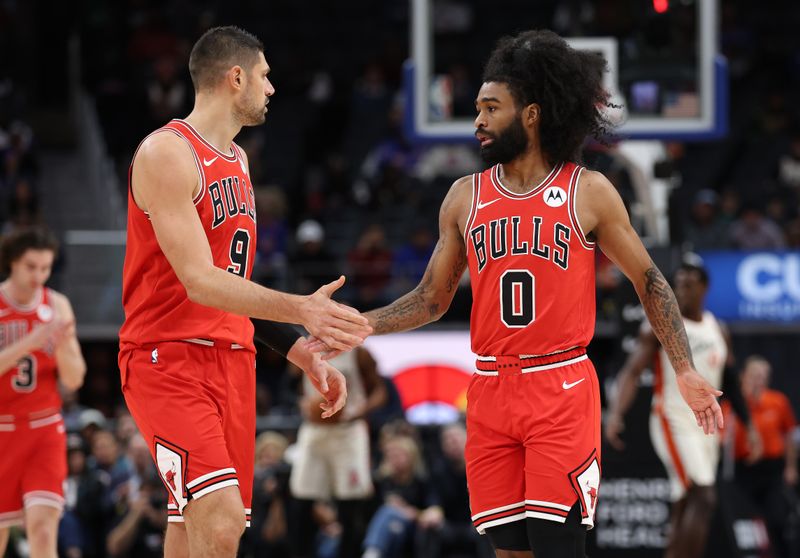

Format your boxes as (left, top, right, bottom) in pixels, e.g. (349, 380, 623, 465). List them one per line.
(676, 370, 724, 434)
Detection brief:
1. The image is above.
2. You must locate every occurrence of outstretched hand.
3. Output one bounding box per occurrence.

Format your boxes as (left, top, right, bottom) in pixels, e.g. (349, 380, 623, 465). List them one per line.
(287, 337, 347, 419)
(676, 370, 724, 435)
(301, 276, 372, 352)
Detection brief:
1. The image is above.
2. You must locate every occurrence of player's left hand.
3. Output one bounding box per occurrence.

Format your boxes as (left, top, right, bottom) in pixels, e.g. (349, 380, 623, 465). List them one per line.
(305, 335, 343, 360)
(287, 337, 347, 418)
(676, 369, 724, 435)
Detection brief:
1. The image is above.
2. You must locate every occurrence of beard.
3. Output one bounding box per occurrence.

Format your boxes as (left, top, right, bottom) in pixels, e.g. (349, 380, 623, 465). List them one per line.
(234, 96, 267, 126)
(479, 116, 529, 165)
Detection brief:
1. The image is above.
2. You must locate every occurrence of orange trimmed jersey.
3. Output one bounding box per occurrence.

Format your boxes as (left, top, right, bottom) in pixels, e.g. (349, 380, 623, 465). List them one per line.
(732, 390, 797, 460)
(0, 288, 60, 418)
(465, 162, 596, 356)
(120, 119, 257, 352)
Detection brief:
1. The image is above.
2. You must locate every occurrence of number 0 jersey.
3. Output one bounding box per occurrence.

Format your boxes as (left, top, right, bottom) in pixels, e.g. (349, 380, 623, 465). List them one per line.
(0, 288, 60, 419)
(465, 162, 596, 356)
(120, 119, 257, 352)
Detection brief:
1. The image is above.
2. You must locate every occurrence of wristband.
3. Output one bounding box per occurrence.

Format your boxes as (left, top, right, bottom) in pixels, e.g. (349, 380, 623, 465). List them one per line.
(251, 319, 302, 357)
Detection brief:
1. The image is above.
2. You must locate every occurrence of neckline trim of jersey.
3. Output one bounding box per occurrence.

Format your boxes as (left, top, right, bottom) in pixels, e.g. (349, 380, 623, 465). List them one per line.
(491, 162, 563, 199)
(0, 285, 44, 313)
(172, 119, 238, 161)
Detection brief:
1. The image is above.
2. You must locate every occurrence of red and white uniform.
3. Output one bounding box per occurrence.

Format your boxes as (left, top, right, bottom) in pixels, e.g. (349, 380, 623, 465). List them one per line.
(0, 288, 66, 527)
(119, 119, 258, 526)
(464, 162, 602, 533)
(650, 312, 726, 501)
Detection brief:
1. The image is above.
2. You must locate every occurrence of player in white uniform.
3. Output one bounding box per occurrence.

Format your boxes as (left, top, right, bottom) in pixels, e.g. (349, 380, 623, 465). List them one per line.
(605, 262, 755, 558)
(289, 346, 387, 558)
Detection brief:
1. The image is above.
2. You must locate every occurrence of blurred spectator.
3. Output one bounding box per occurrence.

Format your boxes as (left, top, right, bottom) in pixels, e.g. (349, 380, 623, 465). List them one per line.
(245, 431, 292, 558)
(718, 189, 741, 226)
(59, 433, 110, 558)
(145, 55, 189, 128)
(62, 389, 89, 433)
(416, 422, 494, 558)
(729, 203, 786, 250)
(290, 347, 387, 558)
(126, 434, 158, 498)
(730, 356, 798, 556)
(105, 476, 167, 558)
(253, 186, 290, 287)
(90, 430, 134, 506)
(347, 224, 393, 309)
(683, 189, 731, 250)
(4, 177, 40, 233)
(362, 435, 440, 558)
(342, 62, 393, 177)
(78, 408, 108, 446)
(353, 94, 423, 210)
(777, 134, 800, 191)
(391, 224, 435, 297)
(289, 219, 340, 295)
(114, 413, 139, 451)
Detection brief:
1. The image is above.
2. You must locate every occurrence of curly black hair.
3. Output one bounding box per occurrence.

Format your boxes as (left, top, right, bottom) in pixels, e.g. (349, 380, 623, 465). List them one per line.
(482, 30, 613, 165)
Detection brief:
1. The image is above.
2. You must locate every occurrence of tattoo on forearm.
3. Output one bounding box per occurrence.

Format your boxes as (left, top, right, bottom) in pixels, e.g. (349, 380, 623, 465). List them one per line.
(369, 230, 466, 334)
(642, 264, 694, 372)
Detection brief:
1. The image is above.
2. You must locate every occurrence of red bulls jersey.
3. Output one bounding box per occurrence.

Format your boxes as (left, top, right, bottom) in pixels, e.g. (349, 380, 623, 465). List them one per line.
(0, 288, 60, 417)
(465, 162, 596, 356)
(120, 119, 257, 352)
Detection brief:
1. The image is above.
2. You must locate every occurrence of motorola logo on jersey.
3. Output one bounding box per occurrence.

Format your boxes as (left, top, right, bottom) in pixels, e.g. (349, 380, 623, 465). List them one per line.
(208, 176, 256, 229)
(470, 217, 571, 272)
(543, 186, 567, 207)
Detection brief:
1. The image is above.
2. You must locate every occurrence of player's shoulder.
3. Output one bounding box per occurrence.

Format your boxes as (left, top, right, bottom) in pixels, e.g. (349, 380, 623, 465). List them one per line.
(440, 174, 474, 217)
(576, 168, 616, 198)
(46, 289, 73, 313)
(135, 129, 195, 168)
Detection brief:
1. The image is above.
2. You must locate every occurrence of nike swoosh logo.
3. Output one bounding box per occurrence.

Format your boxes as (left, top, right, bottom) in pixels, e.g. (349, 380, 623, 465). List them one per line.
(477, 198, 501, 210)
(562, 378, 585, 390)
(203, 156, 218, 166)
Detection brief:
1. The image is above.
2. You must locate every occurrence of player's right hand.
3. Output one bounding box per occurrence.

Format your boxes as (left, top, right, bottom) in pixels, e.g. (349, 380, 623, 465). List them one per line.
(302, 276, 372, 351)
(604, 413, 626, 450)
(31, 318, 73, 349)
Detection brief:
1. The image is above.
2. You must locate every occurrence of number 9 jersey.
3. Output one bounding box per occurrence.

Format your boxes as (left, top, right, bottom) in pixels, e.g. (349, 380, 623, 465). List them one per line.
(0, 288, 60, 418)
(120, 119, 257, 352)
(465, 162, 596, 356)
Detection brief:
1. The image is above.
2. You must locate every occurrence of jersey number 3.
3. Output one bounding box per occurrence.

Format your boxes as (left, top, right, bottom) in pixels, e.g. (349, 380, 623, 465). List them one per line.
(500, 270, 535, 328)
(12, 356, 37, 392)
(226, 228, 251, 278)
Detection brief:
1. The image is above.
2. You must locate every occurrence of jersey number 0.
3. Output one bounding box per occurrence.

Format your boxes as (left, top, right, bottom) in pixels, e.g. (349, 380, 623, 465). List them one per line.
(500, 270, 536, 328)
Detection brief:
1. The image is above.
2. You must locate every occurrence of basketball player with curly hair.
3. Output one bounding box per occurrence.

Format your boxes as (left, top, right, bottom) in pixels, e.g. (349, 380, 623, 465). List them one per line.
(352, 30, 723, 557)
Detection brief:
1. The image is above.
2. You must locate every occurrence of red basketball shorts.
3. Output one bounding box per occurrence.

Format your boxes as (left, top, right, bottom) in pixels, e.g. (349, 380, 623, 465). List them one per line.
(466, 348, 601, 534)
(120, 341, 256, 526)
(0, 412, 66, 527)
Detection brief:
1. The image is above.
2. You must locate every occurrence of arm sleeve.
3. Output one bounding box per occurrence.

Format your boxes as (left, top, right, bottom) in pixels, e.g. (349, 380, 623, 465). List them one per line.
(721, 365, 751, 427)
(251, 319, 303, 358)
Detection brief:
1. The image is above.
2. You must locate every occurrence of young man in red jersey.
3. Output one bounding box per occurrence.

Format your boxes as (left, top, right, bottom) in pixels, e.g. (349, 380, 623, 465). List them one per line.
(119, 26, 371, 558)
(356, 31, 723, 558)
(0, 228, 86, 558)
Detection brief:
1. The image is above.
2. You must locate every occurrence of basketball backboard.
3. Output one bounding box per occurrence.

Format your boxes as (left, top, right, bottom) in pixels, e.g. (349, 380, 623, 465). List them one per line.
(405, 0, 727, 143)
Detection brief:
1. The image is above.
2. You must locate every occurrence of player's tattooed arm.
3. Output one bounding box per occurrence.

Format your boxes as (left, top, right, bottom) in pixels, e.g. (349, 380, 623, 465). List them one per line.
(641, 264, 694, 373)
(366, 177, 470, 334)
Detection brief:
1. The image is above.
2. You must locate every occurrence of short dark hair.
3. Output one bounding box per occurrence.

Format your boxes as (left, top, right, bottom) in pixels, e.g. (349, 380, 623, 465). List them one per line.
(482, 29, 613, 165)
(675, 262, 709, 287)
(189, 26, 264, 92)
(0, 227, 59, 275)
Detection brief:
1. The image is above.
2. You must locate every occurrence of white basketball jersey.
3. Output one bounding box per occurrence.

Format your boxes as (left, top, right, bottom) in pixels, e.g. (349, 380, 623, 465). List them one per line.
(654, 311, 727, 427)
(303, 349, 366, 422)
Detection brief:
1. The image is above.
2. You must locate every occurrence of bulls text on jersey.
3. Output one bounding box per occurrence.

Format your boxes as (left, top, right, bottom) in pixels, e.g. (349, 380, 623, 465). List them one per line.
(208, 176, 256, 229)
(470, 216, 572, 272)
